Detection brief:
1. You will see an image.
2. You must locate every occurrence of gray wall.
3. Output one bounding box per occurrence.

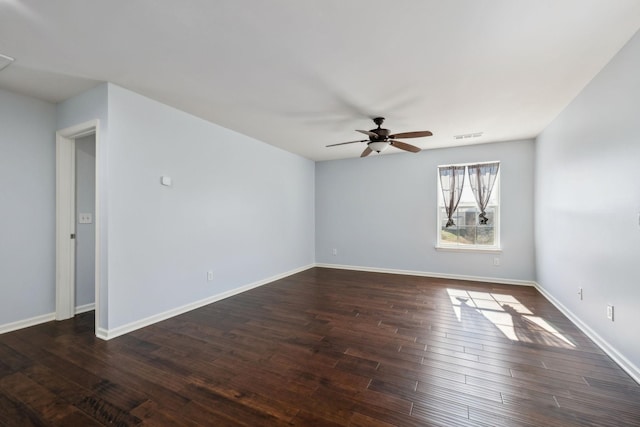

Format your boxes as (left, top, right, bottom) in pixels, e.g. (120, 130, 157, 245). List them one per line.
(75, 134, 96, 308)
(316, 139, 536, 282)
(535, 31, 640, 374)
(0, 88, 56, 325)
(105, 85, 315, 329)
(1, 82, 315, 335)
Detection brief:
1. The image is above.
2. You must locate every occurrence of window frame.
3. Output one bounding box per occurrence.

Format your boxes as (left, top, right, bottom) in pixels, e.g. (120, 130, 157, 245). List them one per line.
(435, 161, 501, 252)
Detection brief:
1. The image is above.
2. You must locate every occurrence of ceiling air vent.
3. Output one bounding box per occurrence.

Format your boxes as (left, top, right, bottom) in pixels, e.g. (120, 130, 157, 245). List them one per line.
(0, 53, 15, 72)
(454, 132, 483, 140)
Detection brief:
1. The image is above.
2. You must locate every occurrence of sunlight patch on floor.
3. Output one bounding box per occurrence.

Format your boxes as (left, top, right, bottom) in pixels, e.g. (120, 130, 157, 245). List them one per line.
(446, 288, 575, 348)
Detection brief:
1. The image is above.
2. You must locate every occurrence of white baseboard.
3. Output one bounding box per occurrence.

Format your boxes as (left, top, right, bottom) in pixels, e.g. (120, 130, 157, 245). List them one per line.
(4, 266, 638, 385)
(533, 282, 640, 384)
(98, 264, 315, 340)
(317, 263, 639, 383)
(0, 304, 94, 335)
(0, 312, 55, 335)
(75, 303, 95, 314)
(314, 263, 536, 287)
(96, 326, 109, 340)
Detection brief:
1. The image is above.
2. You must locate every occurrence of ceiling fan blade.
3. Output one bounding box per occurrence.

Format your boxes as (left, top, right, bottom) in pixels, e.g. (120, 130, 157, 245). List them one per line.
(389, 130, 433, 139)
(356, 130, 378, 138)
(360, 146, 373, 157)
(326, 139, 367, 147)
(390, 140, 421, 153)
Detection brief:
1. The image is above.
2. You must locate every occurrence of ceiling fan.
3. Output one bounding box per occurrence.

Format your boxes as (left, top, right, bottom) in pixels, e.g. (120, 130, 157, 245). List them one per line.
(326, 117, 433, 157)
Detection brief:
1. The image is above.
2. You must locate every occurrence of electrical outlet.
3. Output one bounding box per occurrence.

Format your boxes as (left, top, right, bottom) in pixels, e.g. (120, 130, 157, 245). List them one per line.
(332, 248, 337, 256)
(578, 287, 583, 300)
(207, 271, 214, 281)
(493, 257, 500, 266)
(607, 305, 614, 321)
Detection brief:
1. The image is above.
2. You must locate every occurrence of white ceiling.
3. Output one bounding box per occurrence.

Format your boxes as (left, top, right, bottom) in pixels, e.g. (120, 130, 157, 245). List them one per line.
(1, 1, 639, 161)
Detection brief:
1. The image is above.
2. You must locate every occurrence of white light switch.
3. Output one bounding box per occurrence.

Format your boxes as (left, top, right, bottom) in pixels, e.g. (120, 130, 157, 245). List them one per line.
(78, 213, 93, 224)
(161, 176, 172, 186)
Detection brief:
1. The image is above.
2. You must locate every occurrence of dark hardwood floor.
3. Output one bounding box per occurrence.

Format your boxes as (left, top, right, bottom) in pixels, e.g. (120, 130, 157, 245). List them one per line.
(1, 267, 639, 426)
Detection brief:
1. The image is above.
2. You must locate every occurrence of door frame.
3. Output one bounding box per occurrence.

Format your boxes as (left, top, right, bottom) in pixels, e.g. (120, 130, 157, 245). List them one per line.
(55, 120, 100, 333)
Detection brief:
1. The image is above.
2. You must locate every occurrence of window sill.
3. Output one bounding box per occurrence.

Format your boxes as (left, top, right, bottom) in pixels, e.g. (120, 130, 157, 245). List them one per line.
(435, 245, 502, 254)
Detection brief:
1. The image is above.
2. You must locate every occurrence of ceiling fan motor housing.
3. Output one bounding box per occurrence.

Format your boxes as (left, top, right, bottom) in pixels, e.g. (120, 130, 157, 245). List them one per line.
(370, 127, 390, 141)
(370, 117, 389, 142)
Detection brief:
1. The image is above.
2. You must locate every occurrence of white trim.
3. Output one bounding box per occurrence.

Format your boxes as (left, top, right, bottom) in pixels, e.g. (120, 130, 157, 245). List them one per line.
(97, 264, 314, 340)
(314, 263, 535, 287)
(57, 120, 98, 140)
(0, 313, 55, 335)
(96, 327, 109, 340)
(7, 266, 638, 384)
(0, 304, 94, 335)
(436, 162, 501, 250)
(93, 124, 102, 336)
(435, 246, 502, 254)
(533, 282, 640, 384)
(438, 160, 502, 168)
(75, 303, 96, 315)
(55, 120, 101, 335)
(55, 134, 76, 320)
(317, 264, 639, 382)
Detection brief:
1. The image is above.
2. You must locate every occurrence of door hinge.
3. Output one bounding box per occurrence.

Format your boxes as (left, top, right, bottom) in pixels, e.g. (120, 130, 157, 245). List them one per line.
(70, 233, 76, 239)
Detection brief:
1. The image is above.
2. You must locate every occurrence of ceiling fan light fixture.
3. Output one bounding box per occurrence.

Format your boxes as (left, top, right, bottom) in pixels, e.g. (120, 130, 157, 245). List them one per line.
(368, 141, 388, 153)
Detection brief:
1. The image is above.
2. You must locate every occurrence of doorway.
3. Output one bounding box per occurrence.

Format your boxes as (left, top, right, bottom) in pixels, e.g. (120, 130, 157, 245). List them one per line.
(55, 120, 100, 334)
(74, 135, 96, 314)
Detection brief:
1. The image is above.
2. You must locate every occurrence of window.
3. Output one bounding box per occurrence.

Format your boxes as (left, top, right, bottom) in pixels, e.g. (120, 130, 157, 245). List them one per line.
(437, 162, 500, 250)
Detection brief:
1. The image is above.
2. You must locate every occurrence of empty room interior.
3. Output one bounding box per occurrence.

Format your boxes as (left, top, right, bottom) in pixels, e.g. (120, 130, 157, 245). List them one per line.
(1, 1, 640, 426)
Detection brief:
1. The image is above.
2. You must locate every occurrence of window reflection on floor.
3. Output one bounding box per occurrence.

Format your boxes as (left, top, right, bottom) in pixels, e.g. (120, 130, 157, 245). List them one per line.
(446, 288, 575, 348)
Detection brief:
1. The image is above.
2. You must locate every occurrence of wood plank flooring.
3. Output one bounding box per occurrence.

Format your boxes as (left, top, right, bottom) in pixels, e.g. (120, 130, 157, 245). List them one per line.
(1, 267, 639, 426)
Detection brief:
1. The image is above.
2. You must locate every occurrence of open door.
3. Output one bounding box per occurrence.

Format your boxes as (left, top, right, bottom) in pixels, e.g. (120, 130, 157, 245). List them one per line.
(55, 120, 100, 331)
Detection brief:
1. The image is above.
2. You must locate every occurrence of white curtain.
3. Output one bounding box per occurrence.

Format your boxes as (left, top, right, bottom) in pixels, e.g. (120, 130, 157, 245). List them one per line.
(467, 162, 500, 224)
(439, 166, 466, 227)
